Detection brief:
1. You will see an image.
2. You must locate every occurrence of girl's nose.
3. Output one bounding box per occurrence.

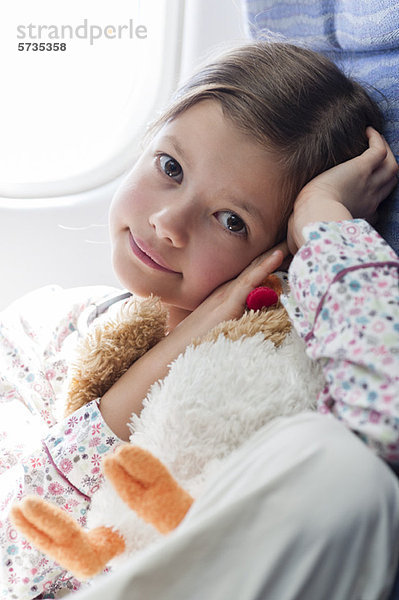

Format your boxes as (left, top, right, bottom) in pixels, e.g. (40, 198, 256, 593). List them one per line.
(149, 207, 189, 248)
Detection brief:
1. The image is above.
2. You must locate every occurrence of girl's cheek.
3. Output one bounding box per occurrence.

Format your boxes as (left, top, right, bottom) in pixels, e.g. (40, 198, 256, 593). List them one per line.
(190, 248, 246, 295)
(112, 179, 150, 221)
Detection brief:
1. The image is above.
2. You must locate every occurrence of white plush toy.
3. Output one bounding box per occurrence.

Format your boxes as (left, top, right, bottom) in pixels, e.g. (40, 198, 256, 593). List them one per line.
(11, 274, 325, 580)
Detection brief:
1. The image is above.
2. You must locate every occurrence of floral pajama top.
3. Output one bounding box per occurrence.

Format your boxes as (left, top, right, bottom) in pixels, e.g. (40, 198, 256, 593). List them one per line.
(283, 219, 399, 466)
(0, 285, 124, 599)
(0, 220, 398, 599)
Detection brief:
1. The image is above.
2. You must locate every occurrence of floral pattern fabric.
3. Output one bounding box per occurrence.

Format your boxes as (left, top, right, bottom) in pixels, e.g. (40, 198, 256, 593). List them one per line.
(0, 285, 123, 599)
(283, 219, 399, 466)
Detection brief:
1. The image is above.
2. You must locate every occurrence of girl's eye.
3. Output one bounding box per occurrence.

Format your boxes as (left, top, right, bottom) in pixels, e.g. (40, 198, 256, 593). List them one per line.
(158, 154, 183, 183)
(215, 211, 247, 236)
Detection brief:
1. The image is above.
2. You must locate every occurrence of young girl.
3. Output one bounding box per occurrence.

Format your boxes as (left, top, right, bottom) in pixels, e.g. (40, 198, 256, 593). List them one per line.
(71, 131, 399, 600)
(0, 42, 398, 599)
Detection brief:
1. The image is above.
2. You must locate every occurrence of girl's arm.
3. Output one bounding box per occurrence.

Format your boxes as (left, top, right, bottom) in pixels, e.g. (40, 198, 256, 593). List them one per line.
(284, 128, 399, 465)
(287, 127, 398, 253)
(285, 220, 399, 465)
(100, 244, 287, 440)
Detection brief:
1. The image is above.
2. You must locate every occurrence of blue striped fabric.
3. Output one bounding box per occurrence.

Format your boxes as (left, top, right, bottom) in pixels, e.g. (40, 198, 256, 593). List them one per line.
(242, 0, 399, 254)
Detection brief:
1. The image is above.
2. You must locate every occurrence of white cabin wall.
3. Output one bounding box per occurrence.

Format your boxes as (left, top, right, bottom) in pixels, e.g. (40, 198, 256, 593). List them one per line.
(0, 0, 247, 310)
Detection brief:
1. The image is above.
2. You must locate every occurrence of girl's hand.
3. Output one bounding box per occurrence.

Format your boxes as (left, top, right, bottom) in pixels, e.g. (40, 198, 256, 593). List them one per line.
(175, 242, 288, 341)
(287, 128, 398, 254)
(100, 242, 288, 440)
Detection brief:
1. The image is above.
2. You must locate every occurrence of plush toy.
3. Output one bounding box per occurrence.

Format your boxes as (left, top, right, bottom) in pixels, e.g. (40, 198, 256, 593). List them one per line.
(11, 274, 325, 581)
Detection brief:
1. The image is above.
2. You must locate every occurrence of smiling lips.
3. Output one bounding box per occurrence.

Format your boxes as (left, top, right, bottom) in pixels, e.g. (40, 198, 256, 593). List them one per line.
(129, 232, 180, 274)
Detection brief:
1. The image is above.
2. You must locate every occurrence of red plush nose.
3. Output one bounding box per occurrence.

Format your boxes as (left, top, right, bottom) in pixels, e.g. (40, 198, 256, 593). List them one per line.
(246, 286, 278, 311)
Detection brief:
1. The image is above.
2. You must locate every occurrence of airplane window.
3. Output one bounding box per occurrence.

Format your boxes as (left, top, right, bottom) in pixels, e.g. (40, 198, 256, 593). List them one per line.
(0, 0, 182, 195)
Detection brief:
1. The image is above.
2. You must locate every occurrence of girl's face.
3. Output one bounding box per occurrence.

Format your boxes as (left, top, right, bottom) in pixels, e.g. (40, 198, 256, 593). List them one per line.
(109, 100, 283, 324)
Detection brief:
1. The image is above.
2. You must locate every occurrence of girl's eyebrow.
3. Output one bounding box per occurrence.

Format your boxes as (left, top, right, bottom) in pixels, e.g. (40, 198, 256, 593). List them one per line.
(162, 135, 192, 168)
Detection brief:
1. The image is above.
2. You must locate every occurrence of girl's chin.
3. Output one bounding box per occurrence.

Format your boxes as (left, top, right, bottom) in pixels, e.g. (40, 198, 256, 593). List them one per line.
(112, 261, 203, 312)
(115, 273, 169, 303)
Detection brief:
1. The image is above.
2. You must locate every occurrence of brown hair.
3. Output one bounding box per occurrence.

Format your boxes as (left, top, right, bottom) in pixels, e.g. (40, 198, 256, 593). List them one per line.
(148, 42, 383, 239)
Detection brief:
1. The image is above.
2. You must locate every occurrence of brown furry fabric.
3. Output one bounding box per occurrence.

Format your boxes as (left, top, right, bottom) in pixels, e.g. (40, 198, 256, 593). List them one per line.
(196, 303, 291, 347)
(65, 296, 167, 416)
(65, 281, 291, 416)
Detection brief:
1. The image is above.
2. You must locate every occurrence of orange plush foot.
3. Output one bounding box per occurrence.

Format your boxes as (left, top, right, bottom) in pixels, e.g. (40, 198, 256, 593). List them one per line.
(103, 445, 194, 534)
(10, 496, 125, 579)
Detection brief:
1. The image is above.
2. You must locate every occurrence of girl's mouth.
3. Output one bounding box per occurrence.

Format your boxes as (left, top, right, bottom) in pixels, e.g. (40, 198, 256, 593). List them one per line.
(129, 232, 180, 274)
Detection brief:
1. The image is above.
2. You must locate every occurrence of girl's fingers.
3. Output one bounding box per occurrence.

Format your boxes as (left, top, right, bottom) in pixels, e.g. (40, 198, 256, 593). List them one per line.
(366, 128, 398, 176)
(203, 242, 288, 320)
(236, 243, 288, 292)
(385, 150, 399, 180)
(250, 241, 289, 269)
(368, 164, 398, 195)
(360, 129, 398, 210)
(364, 127, 388, 168)
(380, 136, 399, 177)
(379, 177, 399, 202)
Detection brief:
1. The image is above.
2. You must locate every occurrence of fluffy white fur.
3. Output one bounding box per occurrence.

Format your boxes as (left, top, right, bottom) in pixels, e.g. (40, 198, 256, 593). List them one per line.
(87, 327, 324, 565)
